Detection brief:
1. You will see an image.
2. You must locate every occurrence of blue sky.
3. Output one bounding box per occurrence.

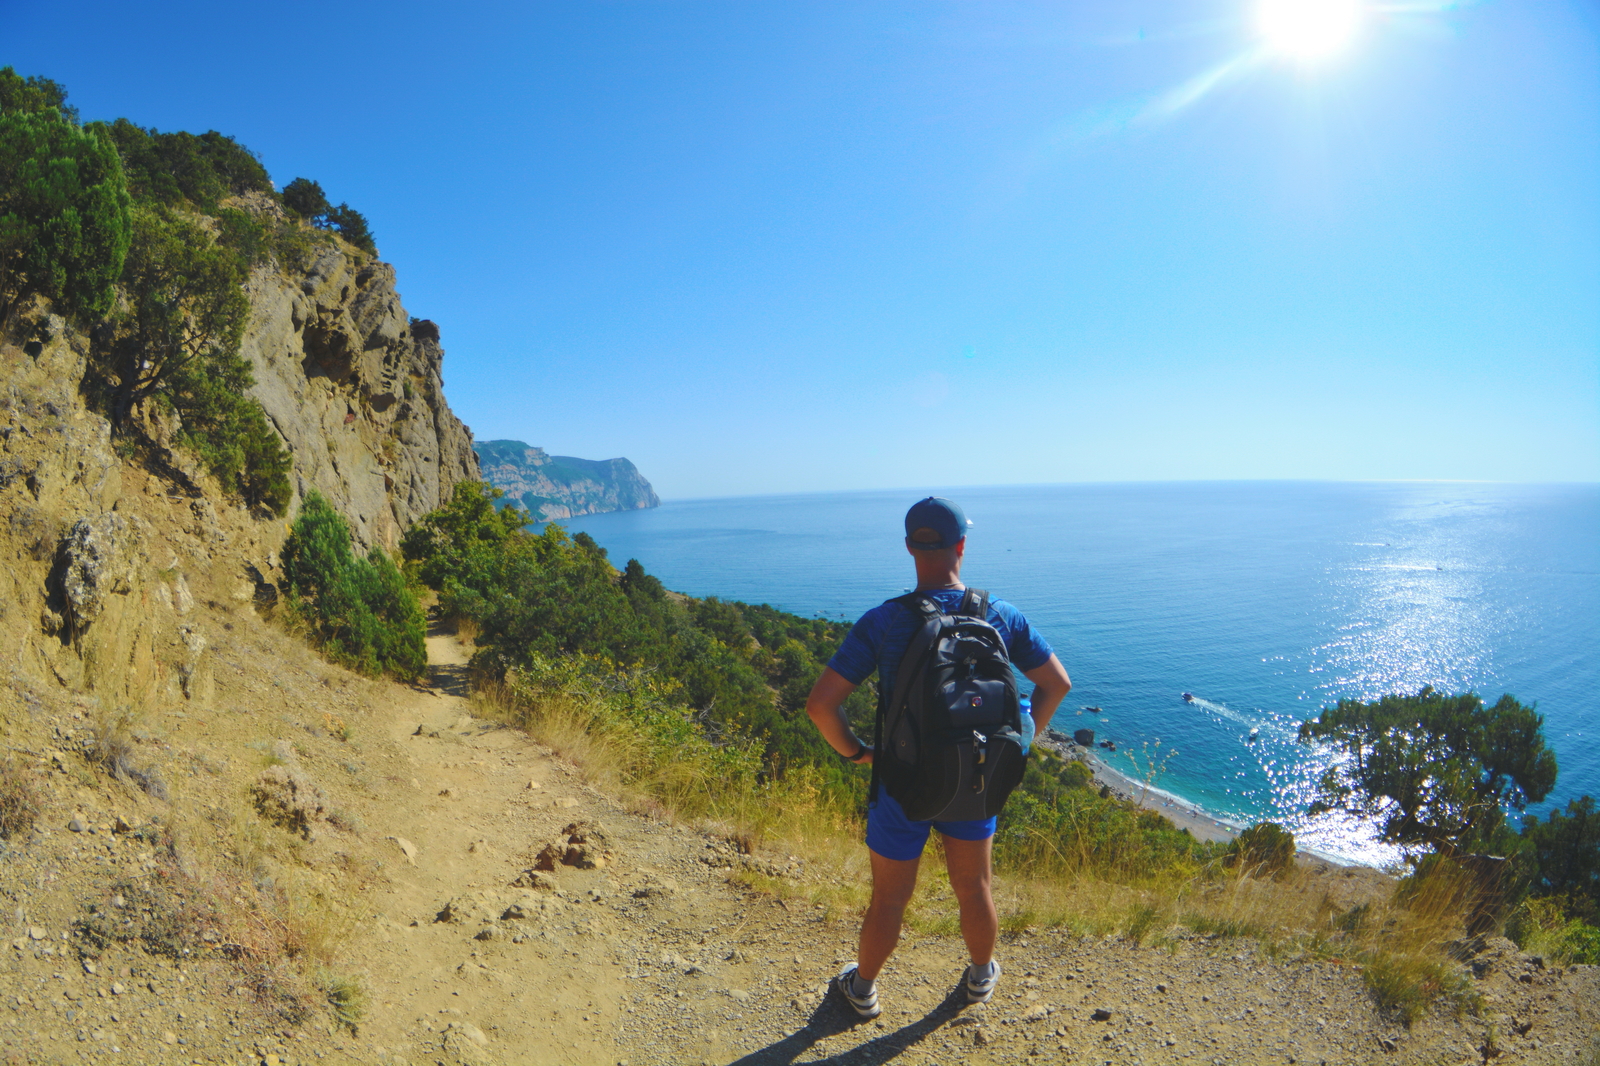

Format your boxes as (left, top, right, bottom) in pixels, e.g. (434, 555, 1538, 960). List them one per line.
(5, 1, 1597, 497)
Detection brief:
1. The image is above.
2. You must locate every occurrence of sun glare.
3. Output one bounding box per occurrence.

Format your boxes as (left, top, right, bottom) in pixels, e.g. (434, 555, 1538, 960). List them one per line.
(1256, 0, 1364, 61)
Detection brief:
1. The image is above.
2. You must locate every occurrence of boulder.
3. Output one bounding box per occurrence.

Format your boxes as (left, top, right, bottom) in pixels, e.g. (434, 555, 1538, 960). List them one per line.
(1073, 728, 1095, 747)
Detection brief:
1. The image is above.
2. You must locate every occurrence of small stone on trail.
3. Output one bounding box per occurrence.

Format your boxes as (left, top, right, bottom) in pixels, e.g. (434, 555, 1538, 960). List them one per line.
(389, 836, 418, 865)
(27, 927, 44, 941)
(110, 982, 125, 995)
(1090, 1008, 1113, 1022)
(526, 779, 541, 790)
(554, 797, 580, 808)
(162, 1031, 177, 1045)
(1156, 983, 1168, 993)
(974, 1026, 992, 1046)
(68, 817, 85, 832)
(1024, 1004, 1052, 1022)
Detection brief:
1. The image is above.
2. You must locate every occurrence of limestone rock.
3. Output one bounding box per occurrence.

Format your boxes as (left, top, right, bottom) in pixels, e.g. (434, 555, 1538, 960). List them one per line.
(475, 439, 658, 521)
(56, 514, 140, 629)
(238, 237, 479, 552)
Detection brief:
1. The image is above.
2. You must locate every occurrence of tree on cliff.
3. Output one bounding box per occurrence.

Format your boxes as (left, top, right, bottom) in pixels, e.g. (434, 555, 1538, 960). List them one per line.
(0, 108, 131, 326)
(281, 176, 376, 255)
(1522, 796, 1600, 921)
(99, 204, 249, 423)
(1298, 686, 1557, 858)
(89, 204, 291, 514)
(0, 66, 77, 121)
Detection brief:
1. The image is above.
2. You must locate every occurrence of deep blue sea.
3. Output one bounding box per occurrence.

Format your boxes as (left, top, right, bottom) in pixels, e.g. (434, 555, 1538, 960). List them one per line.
(549, 482, 1599, 867)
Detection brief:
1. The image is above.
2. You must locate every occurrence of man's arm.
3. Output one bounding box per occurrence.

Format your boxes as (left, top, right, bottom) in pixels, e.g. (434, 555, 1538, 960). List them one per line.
(1022, 655, 1071, 736)
(805, 667, 871, 764)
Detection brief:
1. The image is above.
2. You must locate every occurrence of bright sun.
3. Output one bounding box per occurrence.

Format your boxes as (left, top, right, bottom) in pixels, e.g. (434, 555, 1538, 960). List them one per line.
(1256, 0, 1365, 61)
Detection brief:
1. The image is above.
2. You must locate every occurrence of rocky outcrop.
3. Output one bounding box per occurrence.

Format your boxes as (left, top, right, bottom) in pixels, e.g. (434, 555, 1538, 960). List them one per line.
(0, 203, 482, 707)
(237, 203, 480, 550)
(474, 439, 658, 521)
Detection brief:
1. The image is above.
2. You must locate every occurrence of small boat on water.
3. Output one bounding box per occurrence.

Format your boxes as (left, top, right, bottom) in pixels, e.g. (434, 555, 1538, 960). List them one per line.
(1084, 705, 1102, 714)
(1181, 692, 1194, 703)
(1247, 727, 1259, 741)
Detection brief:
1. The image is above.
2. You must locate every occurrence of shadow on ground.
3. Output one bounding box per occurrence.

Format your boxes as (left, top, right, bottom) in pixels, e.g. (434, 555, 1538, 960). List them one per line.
(425, 617, 472, 698)
(729, 987, 972, 1065)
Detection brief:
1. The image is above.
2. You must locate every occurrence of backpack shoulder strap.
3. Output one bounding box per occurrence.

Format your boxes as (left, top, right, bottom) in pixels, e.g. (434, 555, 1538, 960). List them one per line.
(957, 587, 990, 620)
(870, 593, 943, 798)
(886, 591, 941, 616)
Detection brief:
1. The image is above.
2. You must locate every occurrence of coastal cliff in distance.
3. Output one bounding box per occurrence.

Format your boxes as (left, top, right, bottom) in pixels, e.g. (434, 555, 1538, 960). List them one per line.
(474, 439, 660, 521)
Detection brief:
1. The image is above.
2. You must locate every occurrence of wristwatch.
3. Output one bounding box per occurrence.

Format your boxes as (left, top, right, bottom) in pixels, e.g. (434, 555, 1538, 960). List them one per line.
(840, 742, 869, 763)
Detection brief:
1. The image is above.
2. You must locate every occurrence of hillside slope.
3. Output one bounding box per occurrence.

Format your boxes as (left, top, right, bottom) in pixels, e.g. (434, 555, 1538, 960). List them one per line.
(4, 613, 1593, 1065)
(474, 439, 659, 521)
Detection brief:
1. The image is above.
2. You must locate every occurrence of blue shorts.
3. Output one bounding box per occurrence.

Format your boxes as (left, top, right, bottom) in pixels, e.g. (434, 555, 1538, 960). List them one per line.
(865, 785, 997, 862)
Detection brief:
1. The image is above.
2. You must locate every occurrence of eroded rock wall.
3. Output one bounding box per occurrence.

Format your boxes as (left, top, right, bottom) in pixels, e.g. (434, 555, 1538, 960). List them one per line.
(0, 218, 480, 710)
(239, 231, 479, 552)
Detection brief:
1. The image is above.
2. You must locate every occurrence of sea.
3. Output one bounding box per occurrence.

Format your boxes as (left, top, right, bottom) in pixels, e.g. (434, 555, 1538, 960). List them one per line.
(547, 482, 1599, 868)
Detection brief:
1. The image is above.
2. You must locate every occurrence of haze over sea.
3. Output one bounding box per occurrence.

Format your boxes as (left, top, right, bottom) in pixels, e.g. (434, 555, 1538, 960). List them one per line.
(552, 482, 1598, 868)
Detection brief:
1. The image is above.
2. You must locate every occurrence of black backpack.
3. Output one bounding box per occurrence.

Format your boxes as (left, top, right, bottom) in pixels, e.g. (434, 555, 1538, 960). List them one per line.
(873, 589, 1028, 822)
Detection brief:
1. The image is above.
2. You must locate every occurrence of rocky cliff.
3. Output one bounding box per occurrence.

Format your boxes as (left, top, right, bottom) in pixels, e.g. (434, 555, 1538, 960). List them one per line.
(474, 439, 659, 521)
(0, 201, 479, 710)
(236, 194, 480, 551)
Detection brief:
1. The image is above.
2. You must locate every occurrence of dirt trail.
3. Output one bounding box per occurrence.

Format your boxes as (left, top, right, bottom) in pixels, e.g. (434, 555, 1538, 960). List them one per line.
(331, 637, 1598, 1066)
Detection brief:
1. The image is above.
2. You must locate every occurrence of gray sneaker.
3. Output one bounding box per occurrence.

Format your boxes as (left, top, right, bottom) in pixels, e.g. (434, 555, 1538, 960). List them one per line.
(963, 959, 1001, 1003)
(831, 964, 881, 1019)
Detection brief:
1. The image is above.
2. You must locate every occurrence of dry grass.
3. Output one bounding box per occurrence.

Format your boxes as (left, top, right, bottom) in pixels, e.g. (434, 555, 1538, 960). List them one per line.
(471, 665, 1489, 1029)
(0, 756, 43, 840)
(86, 704, 168, 800)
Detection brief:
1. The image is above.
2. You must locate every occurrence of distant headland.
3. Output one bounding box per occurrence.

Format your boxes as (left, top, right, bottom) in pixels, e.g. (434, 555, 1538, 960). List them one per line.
(473, 439, 660, 521)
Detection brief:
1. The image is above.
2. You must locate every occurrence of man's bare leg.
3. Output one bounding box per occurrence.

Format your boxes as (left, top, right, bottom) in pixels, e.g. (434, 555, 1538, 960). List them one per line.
(857, 849, 921, 980)
(941, 834, 998, 966)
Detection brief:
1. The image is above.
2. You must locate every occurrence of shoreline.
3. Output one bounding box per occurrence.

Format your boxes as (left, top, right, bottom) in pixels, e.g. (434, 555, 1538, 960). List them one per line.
(1036, 732, 1362, 868)
(1044, 736, 1241, 845)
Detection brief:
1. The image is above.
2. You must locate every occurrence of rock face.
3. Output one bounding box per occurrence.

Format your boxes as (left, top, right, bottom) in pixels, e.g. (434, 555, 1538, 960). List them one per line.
(0, 204, 481, 706)
(474, 439, 658, 521)
(237, 211, 480, 551)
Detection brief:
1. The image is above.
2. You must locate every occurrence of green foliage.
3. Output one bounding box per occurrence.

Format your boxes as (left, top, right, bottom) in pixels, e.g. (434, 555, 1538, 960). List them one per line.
(101, 204, 247, 417)
(1506, 896, 1600, 966)
(993, 748, 1210, 880)
(0, 108, 131, 323)
(0, 66, 77, 121)
(1298, 686, 1557, 857)
(1520, 796, 1600, 922)
(404, 483, 876, 801)
(1225, 821, 1297, 877)
(282, 492, 426, 680)
(83, 204, 290, 512)
(399, 481, 530, 615)
(324, 202, 375, 254)
(281, 177, 330, 221)
(100, 119, 271, 209)
(280, 176, 375, 254)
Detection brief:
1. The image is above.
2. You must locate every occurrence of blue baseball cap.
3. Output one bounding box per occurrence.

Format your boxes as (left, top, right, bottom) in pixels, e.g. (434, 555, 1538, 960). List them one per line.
(904, 497, 970, 550)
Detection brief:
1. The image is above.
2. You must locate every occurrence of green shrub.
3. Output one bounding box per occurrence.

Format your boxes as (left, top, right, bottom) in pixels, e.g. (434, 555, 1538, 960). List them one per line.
(0, 107, 131, 324)
(279, 176, 375, 254)
(1226, 821, 1297, 877)
(100, 118, 271, 209)
(282, 492, 426, 680)
(0, 66, 76, 121)
(1521, 796, 1600, 923)
(1507, 897, 1600, 966)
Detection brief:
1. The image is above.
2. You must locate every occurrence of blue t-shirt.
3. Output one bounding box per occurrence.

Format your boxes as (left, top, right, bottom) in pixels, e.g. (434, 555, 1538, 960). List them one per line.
(827, 588, 1054, 711)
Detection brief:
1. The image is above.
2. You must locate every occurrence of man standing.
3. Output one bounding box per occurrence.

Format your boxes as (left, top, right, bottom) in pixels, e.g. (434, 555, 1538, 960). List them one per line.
(805, 497, 1072, 1018)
